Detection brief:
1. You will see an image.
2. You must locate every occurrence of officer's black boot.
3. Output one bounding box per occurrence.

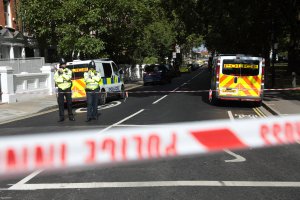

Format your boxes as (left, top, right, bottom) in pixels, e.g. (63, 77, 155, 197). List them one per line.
(69, 116, 75, 121)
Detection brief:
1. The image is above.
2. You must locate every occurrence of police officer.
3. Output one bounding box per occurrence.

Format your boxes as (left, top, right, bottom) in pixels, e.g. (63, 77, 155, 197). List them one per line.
(84, 61, 101, 122)
(54, 58, 75, 122)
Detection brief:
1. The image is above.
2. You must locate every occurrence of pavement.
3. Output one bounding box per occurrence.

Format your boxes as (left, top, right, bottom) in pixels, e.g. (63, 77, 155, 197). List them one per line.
(262, 90, 300, 116)
(0, 80, 300, 125)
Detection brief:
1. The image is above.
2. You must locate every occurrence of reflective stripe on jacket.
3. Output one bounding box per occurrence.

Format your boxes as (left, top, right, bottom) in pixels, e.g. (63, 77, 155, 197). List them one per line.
(84, 70, 101, 90)
(54, 68, 72, 90)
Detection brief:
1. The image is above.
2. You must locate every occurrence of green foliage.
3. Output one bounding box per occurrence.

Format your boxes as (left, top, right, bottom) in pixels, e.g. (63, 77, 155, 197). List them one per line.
(18, 0, 199, 62)
(143, 56, 158, 64)
(141, 20, 176, 62)
(19, 0, 298, 68)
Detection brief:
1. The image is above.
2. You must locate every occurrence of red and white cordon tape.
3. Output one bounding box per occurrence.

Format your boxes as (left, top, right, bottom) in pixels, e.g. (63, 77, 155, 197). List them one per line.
(0, 115, 300, 178)
(5, 87, 300, 95)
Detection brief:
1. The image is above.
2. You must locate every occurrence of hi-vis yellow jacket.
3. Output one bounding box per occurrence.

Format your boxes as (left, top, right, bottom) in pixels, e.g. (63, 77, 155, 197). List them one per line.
(84, 70, 101, 90)
(54, 68, 72, 90)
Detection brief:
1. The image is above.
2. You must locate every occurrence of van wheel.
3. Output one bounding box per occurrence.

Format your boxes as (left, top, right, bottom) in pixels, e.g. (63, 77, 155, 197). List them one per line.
(119, 85, 126, 99)
(99, 89, 107, 105)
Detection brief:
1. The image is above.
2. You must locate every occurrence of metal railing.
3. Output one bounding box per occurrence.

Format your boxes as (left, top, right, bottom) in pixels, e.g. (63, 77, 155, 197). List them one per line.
(0, 57, 45, 74)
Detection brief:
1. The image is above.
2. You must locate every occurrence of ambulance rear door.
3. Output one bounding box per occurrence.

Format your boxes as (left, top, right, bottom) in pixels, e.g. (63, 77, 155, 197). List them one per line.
(237, 57, 261, 98)
(219, 56, 240, 97)
(66, 62, 89, 101)
(220, 57, 262, 99)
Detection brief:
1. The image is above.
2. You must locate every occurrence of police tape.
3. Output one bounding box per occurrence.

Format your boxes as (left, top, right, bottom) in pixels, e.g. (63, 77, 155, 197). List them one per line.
(0, 115, 300, 178)
(2, 87, 300, 95)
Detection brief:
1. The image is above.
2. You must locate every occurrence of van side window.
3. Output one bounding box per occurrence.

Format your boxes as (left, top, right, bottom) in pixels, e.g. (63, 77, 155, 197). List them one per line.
(112, 62, 119, 74)
(95, 63, 105, 77)
(103, 63, 112, 77)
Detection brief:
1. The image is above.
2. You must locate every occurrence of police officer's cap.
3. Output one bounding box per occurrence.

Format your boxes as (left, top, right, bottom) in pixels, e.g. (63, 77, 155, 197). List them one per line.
(89, 61, 96, 69)
(59, 58, 67, 65)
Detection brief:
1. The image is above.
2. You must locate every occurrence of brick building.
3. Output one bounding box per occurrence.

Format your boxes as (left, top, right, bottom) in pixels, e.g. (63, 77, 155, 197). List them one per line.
(0, 0, 39, 59)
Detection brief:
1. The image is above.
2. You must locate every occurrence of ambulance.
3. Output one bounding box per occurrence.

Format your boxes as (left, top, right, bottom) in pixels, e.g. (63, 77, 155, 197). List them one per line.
(66, 59, 125, 104)
(209, 54, 265, 106)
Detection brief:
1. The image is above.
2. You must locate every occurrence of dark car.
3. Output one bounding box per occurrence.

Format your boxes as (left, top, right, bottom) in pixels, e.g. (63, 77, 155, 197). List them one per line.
(143, 64, 172, 85)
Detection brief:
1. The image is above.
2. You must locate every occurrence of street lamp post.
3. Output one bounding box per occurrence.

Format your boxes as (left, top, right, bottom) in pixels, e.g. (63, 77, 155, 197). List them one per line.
(271, 19, 278, 88)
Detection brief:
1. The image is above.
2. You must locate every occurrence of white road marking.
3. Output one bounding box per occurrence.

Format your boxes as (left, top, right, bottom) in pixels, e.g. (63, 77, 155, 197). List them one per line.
(9, 170, 43, 190)
(224, 149, 246, 162)
(172, 86, 181, 91)
(225, 111, 246, 162)
(75, 101, 121, 113)
(190, 70, 204, 81)
(99, 109, 145, 133)
(234, 113, 258, 119)
(152, 70, 205, 105)
(9, 110, 145, 189)
(152, 95, 168, 104)
(9, 110, 145, 190)
(227, 111, 234, 121)
(7, 180, 300, 190)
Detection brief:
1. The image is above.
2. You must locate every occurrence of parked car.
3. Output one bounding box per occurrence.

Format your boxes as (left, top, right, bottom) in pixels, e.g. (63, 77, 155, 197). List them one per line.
(143, 64, 172, 85)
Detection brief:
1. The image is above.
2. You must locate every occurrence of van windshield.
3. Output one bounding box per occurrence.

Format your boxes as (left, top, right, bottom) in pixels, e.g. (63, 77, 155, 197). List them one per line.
(222, 59, 260, 76)
(67, 64, 89, 79)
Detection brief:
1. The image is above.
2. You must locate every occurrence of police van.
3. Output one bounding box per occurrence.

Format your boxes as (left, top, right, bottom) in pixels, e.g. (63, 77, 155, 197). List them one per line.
(209, 54, 265, 106)
(66, 59, 125, 104)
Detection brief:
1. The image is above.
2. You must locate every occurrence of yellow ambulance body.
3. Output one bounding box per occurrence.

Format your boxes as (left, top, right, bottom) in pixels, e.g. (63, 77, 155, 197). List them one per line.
(209, 54, 265, 106)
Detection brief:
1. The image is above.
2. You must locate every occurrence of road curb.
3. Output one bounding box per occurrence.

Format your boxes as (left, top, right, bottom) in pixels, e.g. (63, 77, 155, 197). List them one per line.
(262, 101, 281, 116)
(38, 105, 58, 113)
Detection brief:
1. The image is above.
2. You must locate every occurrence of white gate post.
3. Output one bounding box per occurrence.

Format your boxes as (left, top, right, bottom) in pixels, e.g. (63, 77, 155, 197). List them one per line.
(0, 66, 16, 103)
(41, 66, 55, 95)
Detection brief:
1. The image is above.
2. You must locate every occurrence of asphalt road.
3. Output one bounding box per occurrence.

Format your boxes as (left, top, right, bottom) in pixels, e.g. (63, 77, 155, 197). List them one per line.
(0, 66, 300, 200)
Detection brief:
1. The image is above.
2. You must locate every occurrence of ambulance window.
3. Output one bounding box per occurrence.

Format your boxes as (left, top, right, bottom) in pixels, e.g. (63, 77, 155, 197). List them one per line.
(103, 63, 112, 77)
(222, 59, 259, 76)
(222, 60, 240, 75)
(67, 64, 89, 79)
(240, 60, 260, 76)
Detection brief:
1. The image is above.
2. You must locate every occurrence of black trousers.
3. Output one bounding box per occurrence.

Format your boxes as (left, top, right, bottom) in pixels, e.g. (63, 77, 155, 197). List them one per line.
(86, 88, 100, 119)
(57, 88, 73, 119)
